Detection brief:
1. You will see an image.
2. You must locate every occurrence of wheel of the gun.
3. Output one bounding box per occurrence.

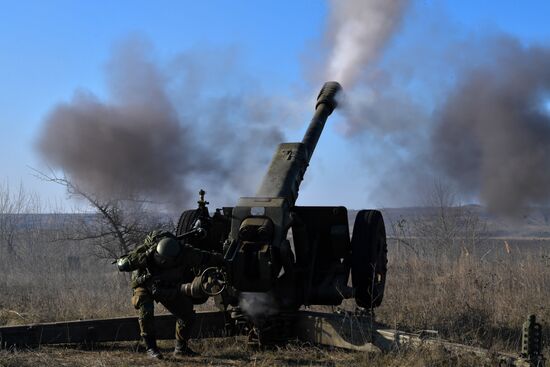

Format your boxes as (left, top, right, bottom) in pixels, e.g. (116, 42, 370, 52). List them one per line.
(200, 267, 227, 296)
(176, 209, 203, 239)
(175, 209, 202, 285)
(351, 210, 388, 309)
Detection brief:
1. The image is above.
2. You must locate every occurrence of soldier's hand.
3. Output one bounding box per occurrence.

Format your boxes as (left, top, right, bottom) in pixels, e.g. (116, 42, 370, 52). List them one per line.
(200, 267, 226, 296)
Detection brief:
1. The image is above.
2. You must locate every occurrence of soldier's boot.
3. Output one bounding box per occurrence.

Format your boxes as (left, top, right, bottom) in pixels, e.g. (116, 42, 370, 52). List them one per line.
(143, 336, 163, 359)
(174, 339, 199, 357)
(174, 317, 199, 356)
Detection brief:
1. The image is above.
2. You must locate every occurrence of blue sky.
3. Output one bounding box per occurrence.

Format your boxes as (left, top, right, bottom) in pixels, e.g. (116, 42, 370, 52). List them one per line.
(1, 1, 549, 210)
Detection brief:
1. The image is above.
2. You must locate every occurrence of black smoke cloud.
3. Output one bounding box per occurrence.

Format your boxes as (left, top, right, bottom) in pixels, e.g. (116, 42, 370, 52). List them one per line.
(432, 37, 550, 213)
(37, 38, 287, 208)
(320, 1, 550, 214)
(38, 5, 550, 215)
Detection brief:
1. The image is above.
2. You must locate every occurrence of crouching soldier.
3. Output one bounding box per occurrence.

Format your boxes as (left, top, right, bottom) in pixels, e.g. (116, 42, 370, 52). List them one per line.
(116, 230, 224, 359)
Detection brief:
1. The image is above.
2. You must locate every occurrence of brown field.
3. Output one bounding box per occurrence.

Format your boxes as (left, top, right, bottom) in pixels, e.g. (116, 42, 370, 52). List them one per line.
(1, 210, 550, 366)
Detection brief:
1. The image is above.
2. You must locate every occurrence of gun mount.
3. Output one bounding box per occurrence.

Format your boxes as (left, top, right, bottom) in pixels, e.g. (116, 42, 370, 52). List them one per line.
(177, 81, 388, 313)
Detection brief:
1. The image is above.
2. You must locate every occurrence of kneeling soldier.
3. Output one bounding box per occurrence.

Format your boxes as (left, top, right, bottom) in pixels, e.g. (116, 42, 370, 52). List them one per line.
(116, 230, 224, 359)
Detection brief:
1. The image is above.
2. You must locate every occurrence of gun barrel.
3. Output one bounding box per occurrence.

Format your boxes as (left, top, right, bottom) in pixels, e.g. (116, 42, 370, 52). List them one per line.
(301, 81, 342, 161)
(255, 81, 342, 205)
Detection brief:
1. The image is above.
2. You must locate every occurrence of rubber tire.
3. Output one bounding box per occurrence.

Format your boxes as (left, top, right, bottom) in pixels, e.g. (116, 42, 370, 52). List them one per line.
(351, 210, 388, 309)
(176, 209, 203, 239)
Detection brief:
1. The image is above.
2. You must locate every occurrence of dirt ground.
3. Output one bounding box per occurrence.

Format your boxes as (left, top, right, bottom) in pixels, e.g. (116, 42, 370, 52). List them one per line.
(0, 338, 504, 367)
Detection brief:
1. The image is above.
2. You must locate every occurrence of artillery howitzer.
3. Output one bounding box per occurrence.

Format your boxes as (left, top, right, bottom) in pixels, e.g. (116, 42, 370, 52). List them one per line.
(176, 81, 387, 315)
(0, 82, 544, 366)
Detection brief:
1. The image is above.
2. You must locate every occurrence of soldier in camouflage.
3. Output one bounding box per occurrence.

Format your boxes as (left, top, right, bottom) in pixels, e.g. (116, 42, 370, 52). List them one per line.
(116, 230, 224, 359)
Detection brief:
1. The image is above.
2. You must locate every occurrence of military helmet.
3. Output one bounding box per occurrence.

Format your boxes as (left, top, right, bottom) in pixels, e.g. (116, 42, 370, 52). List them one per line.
(153, 237, 181, 268)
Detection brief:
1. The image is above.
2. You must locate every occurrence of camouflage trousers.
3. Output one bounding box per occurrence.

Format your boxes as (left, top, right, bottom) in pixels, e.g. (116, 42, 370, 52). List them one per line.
(131, 286, 195, 344)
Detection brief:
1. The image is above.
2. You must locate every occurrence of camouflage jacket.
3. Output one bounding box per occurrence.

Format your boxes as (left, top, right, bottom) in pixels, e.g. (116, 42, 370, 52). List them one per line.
(124, 230, 224, 289)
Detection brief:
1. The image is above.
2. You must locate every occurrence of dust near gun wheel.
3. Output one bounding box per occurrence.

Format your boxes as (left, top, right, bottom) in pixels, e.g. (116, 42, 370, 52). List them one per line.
(351, 210, 388, 309)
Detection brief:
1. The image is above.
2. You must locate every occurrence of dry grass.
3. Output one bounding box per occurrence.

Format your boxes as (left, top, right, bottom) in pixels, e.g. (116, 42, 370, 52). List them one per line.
(0, 339, 498, 367)
(376, 241, 550, 351)
(1, 226, 549, 365)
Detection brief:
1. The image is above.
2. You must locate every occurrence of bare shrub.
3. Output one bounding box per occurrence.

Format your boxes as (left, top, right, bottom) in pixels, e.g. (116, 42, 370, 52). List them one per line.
(389, 180, 487, 260)
(0, 182, 42, 258)
(0, 180, 135, 324)
(34, 170, 173, 259)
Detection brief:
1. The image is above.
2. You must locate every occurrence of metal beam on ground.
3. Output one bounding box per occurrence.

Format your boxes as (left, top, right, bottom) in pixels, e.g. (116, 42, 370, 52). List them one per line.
(0, 311, 229, 348)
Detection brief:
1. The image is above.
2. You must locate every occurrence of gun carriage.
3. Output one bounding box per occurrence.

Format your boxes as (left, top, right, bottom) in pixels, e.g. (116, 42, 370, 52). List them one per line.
(176, 81, 386, 316)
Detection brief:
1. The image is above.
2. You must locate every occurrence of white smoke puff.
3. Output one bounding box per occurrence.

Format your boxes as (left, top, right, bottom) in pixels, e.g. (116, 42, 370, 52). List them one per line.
(239, 292, 278, 320)
(325, 0, 410, 87)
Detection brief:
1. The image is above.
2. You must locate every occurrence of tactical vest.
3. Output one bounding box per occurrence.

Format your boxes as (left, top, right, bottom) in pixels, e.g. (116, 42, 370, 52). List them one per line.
(128, 230, 173, 288)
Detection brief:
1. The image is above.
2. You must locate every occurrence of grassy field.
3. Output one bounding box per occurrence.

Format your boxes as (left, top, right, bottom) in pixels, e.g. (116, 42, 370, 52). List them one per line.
(378, 242, 550, 349)
(1, 210, 549, 366)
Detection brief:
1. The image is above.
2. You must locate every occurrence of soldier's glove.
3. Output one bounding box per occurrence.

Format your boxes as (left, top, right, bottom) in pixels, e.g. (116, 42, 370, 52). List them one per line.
(116, 256, 132, 272)
(201, 267, 226, 296)
(151, 283, 179, 301)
